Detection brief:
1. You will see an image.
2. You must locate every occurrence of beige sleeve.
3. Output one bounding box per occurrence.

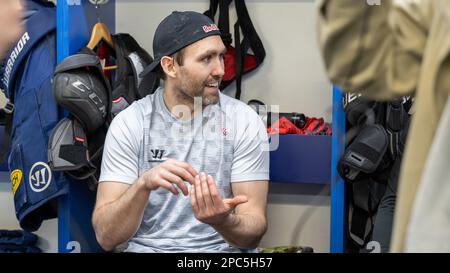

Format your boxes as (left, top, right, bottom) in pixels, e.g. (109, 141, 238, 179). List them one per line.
(317, 0, 429, 100)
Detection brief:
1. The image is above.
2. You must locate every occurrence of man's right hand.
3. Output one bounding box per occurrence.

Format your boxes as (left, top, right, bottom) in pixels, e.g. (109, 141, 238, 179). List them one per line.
(139, 159, 198, 196)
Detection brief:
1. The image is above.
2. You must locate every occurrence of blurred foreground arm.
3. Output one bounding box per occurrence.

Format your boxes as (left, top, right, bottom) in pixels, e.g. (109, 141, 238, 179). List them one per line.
(317, 0, 428, 99)
(0, 0, 23, 59)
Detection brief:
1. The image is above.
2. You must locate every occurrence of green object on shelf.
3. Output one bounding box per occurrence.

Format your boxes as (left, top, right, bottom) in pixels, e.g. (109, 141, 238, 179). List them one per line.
(259, 245, 313, 253)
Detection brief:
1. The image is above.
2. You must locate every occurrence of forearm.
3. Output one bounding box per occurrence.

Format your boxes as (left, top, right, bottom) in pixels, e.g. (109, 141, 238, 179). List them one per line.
(92, 178, 150, 251)
(212, 213, 267, 249)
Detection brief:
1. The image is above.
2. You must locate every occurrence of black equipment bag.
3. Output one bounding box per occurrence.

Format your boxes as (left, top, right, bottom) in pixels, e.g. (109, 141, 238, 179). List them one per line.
(339, 93, 412, 250)
(49, 33, 159, 187)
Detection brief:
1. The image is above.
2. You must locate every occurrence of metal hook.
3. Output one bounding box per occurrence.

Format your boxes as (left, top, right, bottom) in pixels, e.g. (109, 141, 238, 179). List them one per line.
(95, 0, 101, 23)
(88, 0, 110, 23)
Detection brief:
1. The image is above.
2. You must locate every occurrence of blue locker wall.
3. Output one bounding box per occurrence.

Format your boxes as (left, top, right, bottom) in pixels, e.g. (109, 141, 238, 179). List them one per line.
(56, 0, 115, 253)
(330, 86, 346, 252)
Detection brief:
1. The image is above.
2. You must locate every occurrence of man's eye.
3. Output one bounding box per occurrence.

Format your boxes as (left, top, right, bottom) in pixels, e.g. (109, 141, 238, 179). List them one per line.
(203, 56, 211, 63)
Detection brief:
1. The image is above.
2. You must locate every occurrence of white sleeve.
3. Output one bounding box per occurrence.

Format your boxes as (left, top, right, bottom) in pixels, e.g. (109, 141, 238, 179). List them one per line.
(99, 106, 143, 184)
(231, 107, 270, 183)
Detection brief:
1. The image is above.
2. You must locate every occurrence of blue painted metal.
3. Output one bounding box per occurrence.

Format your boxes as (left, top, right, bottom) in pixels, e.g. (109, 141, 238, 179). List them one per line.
(56, 1, 70, 253)
(330, 85, 346, 253)
(270, 135, 331, 184)
(56, 1, 68, 63)
(57, 0, 115, 253)
(0, 127, 9, 172)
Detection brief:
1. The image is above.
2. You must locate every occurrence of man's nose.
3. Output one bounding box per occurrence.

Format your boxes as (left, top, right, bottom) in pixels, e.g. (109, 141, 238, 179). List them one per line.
(211, 57, 225, 77)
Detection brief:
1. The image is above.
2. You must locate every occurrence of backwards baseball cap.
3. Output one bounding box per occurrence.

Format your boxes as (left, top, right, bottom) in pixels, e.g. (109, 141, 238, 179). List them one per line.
(140, 11, 221, 77)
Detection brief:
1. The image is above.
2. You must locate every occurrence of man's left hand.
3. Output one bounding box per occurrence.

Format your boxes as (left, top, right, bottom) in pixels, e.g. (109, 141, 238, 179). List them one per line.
(190, 172, 248, 225)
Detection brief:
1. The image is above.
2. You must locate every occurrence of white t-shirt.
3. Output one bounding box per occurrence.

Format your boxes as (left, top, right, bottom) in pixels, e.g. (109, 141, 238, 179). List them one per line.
(99, 87, 269, 252)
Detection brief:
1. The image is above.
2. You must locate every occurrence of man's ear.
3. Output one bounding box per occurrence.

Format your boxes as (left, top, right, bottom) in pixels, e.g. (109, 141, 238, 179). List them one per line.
(161, 56, 177, 79)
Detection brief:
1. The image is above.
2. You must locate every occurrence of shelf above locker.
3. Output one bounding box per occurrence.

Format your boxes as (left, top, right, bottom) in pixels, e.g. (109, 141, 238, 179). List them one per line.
(269, 134, 331, 184)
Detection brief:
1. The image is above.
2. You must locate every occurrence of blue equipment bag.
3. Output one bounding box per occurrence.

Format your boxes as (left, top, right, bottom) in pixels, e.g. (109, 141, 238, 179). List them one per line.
(0, 0, 68, 232)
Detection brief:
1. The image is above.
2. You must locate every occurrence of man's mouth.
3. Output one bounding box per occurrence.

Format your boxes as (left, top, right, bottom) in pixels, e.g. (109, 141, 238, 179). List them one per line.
(205, 82, 219, 88)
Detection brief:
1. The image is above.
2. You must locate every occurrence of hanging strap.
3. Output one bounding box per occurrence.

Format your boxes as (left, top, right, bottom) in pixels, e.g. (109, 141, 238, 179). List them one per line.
(204, 0, 266, 100)
(218, 0, 232, 45)
(204, 0, 219, 20)
(233, 0, 266, 99)
(234, 0, 266, 65)
(204, 0, 233, 45)
(234, 21, 243, 100)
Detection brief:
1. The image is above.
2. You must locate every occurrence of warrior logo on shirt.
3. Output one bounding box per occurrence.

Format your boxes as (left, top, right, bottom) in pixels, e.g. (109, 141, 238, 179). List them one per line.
(150, 149, 165, 161)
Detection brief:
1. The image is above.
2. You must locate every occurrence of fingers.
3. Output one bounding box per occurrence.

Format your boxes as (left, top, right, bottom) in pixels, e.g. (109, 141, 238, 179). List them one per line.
(195, 174, 205, 211)
(152, 159, 198, 196)
(200, 173, 214, 208)
(171, 160, 198, 177)
(167, 160, 198, 185)
(190, 173, 214, 214)
(223, 195, 248, 209)
(158, 179, 179, 195)
(190, 173, 246, 225)
(178, 162, 199, 180)
(206, 174, 222, 206)
(191, 173, 221, 208)
(190, 181, 198, 212)
(160, 169, 188, 195)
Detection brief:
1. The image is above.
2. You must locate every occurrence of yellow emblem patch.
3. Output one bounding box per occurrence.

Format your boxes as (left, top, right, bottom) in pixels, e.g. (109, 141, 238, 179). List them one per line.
(10, 169, 22, 195)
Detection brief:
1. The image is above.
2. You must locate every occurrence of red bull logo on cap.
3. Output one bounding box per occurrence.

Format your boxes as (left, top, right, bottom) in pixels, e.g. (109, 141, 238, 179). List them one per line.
(202, 24, 219, 33)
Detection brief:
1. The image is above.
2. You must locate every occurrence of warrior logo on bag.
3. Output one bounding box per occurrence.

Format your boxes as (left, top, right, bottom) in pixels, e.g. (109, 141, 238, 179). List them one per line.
(343, 93, 362, 108)
(29, 162, 52, 193)
(10, 169, 22, 195)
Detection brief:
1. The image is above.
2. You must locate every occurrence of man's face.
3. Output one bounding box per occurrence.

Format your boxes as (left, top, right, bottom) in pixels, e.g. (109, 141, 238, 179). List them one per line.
(174, 35, 226, 107)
